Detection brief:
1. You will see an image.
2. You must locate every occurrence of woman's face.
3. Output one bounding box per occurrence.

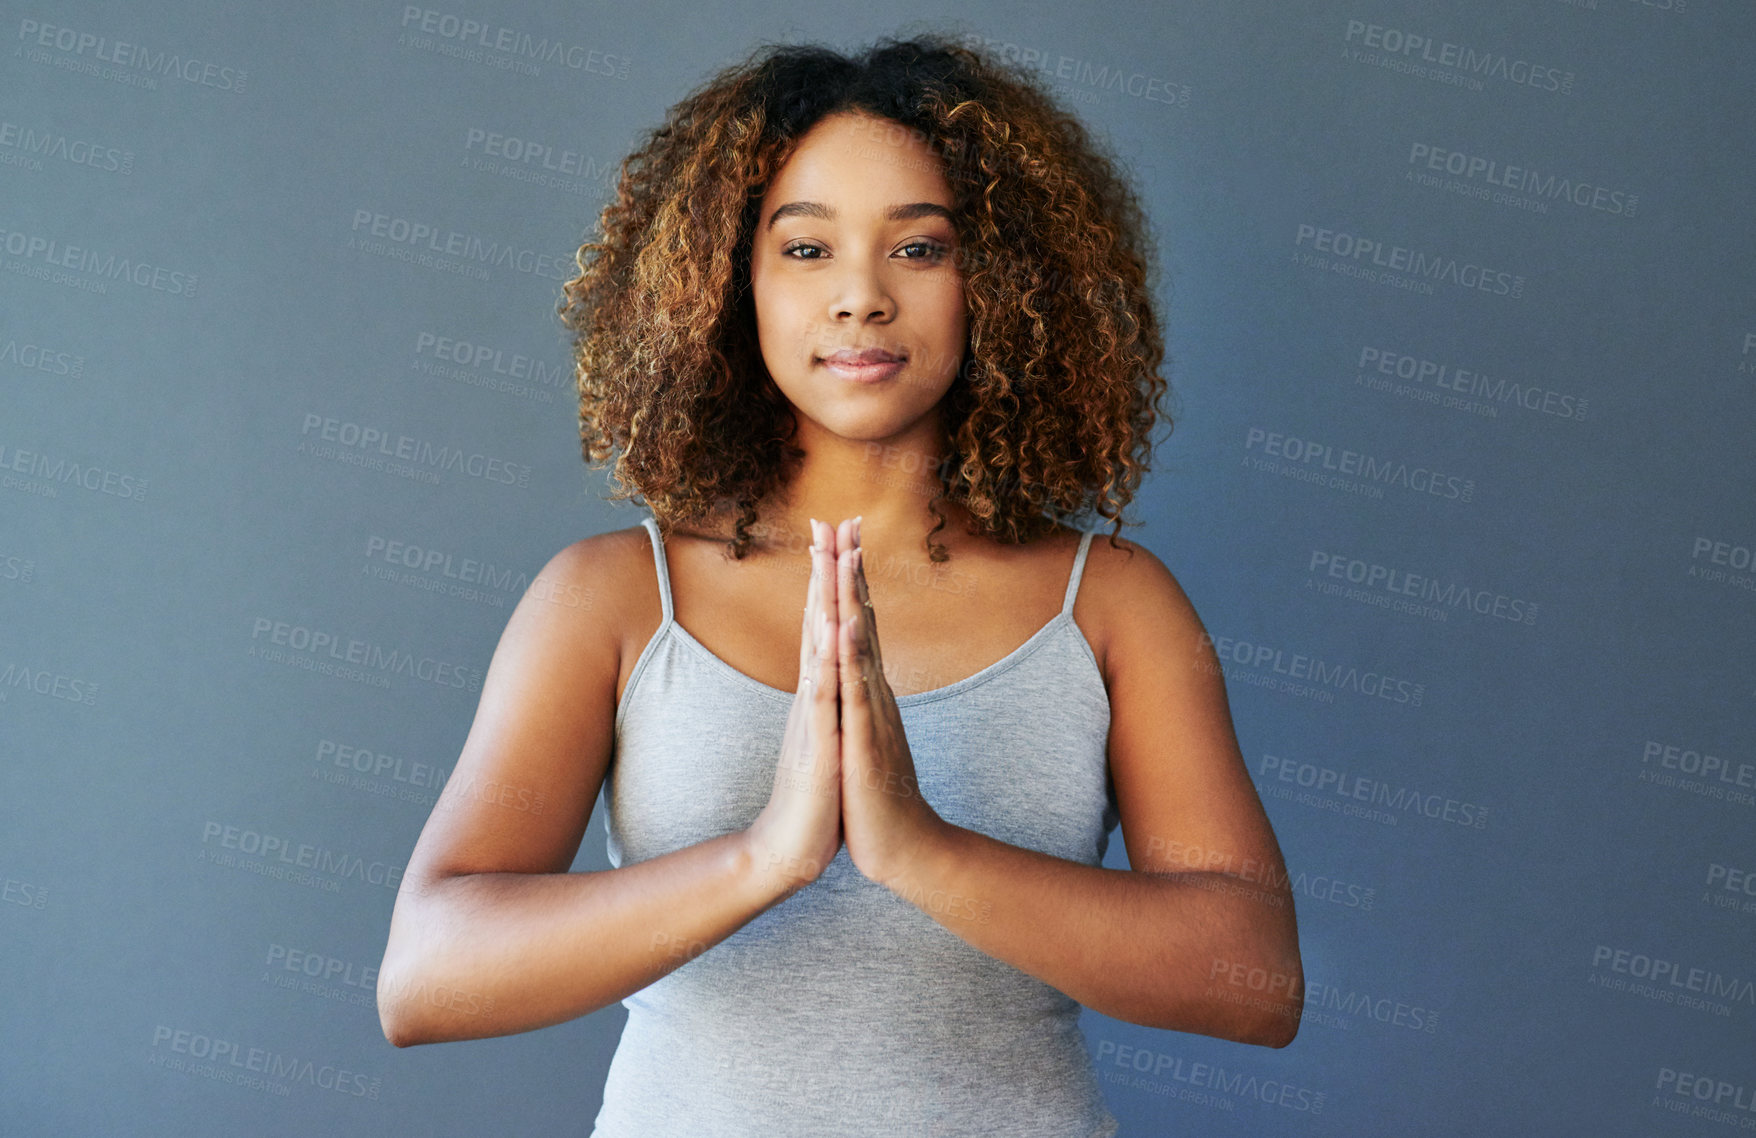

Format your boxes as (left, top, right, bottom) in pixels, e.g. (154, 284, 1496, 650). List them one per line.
(748, 111, 967, 446)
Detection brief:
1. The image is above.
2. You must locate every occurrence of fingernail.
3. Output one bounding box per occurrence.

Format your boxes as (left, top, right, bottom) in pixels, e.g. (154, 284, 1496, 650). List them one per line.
(853, 515, 862, 545)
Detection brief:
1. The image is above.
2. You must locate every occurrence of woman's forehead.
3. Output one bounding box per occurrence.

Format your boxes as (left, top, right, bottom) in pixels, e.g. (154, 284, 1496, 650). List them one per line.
(763, 115, 952, 210)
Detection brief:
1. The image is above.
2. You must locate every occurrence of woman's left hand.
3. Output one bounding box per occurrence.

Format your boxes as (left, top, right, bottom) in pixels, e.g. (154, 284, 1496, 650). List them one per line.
(834, 517, 947, 888)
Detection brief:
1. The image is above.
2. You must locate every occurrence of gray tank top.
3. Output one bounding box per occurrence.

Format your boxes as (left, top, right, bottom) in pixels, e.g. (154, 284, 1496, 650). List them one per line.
(592, 514, 1121, 1137)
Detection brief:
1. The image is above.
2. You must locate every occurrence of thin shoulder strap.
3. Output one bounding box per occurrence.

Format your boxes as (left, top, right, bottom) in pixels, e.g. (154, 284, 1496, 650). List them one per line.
(639, 514, 674, 626)
(1061, 529, 1096, 616)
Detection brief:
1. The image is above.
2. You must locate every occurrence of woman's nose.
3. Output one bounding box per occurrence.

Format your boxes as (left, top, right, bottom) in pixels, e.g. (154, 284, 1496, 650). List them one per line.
(827, 257, 895, 322)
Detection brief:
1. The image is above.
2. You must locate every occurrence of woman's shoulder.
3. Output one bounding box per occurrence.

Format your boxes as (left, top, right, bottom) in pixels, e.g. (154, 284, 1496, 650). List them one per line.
(1060, 523, 1199, 685)
(528, 523, 665, 651)
(538, 522, 658, 590)
(1063, 520, 1176, 592)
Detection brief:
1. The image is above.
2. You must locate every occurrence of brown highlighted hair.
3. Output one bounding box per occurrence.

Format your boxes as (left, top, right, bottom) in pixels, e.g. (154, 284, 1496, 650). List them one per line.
(557, 31, 1171, 560)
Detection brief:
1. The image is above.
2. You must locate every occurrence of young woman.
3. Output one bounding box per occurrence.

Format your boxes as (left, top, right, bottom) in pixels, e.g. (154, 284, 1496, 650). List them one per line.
(378, 34, 1303, 1136)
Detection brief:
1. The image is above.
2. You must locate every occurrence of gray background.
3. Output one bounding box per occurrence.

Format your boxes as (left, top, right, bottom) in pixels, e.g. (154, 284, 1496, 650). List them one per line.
(4, 1, 1753, 1134)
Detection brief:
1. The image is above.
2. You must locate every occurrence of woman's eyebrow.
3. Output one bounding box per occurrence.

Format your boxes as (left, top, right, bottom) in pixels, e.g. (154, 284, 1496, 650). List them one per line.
(765, 201, 954, 230)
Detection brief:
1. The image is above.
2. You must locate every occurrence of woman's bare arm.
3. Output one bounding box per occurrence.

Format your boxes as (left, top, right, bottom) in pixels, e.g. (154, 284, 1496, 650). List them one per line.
(871, 538, 1304, 1045)
(375, 532, 794, 1047)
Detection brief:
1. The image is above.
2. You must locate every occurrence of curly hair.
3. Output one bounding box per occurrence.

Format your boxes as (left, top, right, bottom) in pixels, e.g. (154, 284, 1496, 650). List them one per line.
(557, 30, 1171, 561)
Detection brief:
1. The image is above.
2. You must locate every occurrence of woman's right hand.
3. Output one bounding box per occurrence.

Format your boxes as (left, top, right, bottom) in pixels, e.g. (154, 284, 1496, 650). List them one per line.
(744, 517, 843, 897)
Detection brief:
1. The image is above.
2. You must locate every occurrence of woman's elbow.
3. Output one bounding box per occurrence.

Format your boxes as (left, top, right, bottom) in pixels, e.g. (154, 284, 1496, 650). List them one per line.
(376, 962, 426, 1048)
(1208, 932, 1304, 1048)
(1250, 998, 1303, 1048)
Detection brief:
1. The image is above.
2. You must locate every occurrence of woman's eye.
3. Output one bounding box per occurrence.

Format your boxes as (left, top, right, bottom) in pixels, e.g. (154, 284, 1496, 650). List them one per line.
(899, 241, 949, 261)
(780, 240, 949, 262)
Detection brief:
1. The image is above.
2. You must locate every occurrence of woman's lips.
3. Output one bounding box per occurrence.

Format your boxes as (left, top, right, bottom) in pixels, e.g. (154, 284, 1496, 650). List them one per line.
(820, 350, 905, 383)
